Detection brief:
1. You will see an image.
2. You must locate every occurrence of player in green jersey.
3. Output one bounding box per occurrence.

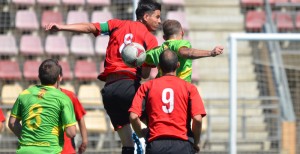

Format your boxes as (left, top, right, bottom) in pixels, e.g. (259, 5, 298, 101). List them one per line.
(8, 59, 77, 154)
(145, 19, 224, 82)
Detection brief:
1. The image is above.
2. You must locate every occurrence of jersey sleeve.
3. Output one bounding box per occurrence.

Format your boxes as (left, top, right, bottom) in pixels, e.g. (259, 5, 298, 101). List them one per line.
(145, 46, 163, 67)
(172, 40, 192, 52)
(0, 108, 5, 122)
(129, 83, 150, 117)
(61, 97, 77, 128)
(189, 84, 206, 117)
(10, 96, 22, 120)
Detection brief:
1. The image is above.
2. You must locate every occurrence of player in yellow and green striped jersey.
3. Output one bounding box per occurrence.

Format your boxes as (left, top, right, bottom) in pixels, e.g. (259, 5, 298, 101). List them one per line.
(9, 59, 77, 154)
(145, 19, 224, 82)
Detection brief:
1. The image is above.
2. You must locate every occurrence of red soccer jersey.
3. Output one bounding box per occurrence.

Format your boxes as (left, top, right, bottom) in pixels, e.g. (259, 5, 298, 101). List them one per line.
(93, 19, 158, 81)
(0, 108, 5, 122)
(129, 76, 206, 142)
(60, 88, 86, 154)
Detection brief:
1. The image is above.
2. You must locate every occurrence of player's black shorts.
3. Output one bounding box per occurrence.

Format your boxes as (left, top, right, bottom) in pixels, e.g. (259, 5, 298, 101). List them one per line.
(101, 79, 140, 130)
(146, 139, 195, 154)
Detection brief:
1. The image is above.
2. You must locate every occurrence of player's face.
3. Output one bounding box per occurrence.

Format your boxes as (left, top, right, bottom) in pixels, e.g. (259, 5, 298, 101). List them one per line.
(144, 10, 161, 32)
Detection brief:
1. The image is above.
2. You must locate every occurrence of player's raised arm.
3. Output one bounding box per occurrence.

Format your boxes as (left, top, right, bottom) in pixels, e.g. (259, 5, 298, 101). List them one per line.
(44, 22, 98, 34)
(178, 45, 224, 59)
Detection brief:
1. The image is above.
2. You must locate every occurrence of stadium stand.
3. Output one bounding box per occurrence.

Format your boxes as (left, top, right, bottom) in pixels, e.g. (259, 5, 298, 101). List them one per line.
(23, 60, 41, 81)
(91, 10, 113, 23)
(1, 83, 23, 105)
(240, 0, 264, 7)
(86, 0, 110, 6)
(74, 60, 98, 81)
(19, 35, 44, 56)
(70, 34, 94, 56)
(0, 11, 11, 33)
(59, 60, 73, 81)
(62, 0, 85, 6)
(0, 60, 22, 81)
(0, 35, 18, 56)
(273, 11, 294, 32)
(12, 0, 35, 6)
(95, 35, 109, 56)
(166, 10, 189, 32)
(41, 11, 64, 28)
(15, 10, 39, 31)
(45, 35, 69, 56)
(67, 10, 89, 24)
(245, 10, 266, 32)
(78, 83, 103, 106)
(37, 0, 60, 6)
(162, 0, 184, 6)
(296, 11, 300, 30)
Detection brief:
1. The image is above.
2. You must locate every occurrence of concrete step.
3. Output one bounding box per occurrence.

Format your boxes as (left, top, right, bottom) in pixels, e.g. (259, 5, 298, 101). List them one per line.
(209, 123, 267, 132)
(207, 141, 271, 151)
(185, 0, 240, 7)
(187, 7, 242, 16)
(210, 115, 265, 124)
(209, 131, 269, 140)
(203, 99, 262, 106)
(198, 81, 259, 98)
(207, 108, 263, 116)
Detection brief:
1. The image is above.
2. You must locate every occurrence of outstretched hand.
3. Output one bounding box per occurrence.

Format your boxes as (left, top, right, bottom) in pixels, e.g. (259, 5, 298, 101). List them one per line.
(44, 23, 61, 32)
(211, 45, 224, 57)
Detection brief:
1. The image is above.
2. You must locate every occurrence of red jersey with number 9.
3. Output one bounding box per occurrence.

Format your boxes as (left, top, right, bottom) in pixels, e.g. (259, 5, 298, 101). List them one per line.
(93, 19, 158, 81)
(129, 76, 206, 142)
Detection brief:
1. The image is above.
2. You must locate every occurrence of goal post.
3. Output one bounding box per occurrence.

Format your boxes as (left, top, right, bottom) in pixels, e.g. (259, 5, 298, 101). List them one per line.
(228, 33, 300, 154)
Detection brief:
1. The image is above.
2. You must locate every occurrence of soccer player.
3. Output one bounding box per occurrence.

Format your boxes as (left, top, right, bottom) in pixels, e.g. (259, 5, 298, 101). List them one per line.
(59, 68, 87, 154)
(129, 49, 206, 154)
(145, 19, 224, 82)
(0, 108, 5, 132)
(44, 1, 161, 153)
(8, 59, 77, 154)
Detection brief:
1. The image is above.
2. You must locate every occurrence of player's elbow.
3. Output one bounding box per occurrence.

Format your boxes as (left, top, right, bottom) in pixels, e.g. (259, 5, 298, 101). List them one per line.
(129, 112, 139, 123)
(193, 114, 202, 125)
(65, 125, 76, 138)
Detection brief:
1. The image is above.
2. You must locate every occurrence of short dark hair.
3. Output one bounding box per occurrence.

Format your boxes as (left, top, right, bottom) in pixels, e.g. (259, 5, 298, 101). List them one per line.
(135, 0, 161, 20)
(163, 20, 182, 39)
(159, 49, 178, 73)
(38, 59, 61, 85)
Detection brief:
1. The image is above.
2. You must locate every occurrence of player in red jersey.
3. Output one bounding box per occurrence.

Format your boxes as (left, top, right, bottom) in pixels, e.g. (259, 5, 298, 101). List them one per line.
(44, 1, 161, 153)
(0, 108, 5, 131)
(129, 49, 206, 154)
(60, 88, 87, 154)
(58, 65, 88, 154)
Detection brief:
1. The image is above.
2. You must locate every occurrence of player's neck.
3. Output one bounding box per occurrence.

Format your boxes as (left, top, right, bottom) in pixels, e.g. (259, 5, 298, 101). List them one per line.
(162, 72, 176, 76)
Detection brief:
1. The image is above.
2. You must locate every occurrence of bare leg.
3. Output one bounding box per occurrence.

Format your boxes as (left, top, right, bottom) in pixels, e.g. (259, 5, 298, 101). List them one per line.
(117, 124, 135, 154)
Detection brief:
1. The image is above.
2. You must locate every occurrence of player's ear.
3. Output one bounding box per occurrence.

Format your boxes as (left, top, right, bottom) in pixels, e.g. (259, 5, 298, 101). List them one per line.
(176, 62, 180, 68)
(58, 74, 63, 82)
(143, 13, 150, 22)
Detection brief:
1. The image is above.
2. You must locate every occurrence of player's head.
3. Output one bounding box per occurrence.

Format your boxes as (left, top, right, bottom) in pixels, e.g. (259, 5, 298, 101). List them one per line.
(38, 59, 62, 85)
(136, 0, 161, 32)
(163, 19, 183, 40)
(158, 49, 179, 74)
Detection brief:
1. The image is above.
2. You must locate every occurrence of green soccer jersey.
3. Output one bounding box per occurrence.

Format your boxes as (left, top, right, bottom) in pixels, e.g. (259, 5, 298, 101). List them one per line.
(145, 39, 193, 82)
(11, 85, 77, 154)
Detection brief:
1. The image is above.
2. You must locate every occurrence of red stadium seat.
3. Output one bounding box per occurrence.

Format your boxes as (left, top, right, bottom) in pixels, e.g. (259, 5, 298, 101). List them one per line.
(15, 10, 39, 31)
(23, 60, 41, 81)
(166, 11, 189, 32)
(70, 35, 94, 56)
(274, 0, 288, 4)
(0, 35, 18, 56)
(12, 0, 35, 5)
(37, 0, 60, 6)
(240, 0, 264, 7)
(95, 35, 109, 56)
(91, 11, 113, 23)
(67, 10, 89, 24)
(20, 35, 44, 56)
(41, 11, 63, 27)
(74, 60, 98, 81)
(296, 11, 300, 30)
(59, 61, 73, 81)
(62, 0, 85, 5)
(0, 60, 22, 80)
(273, 12, 294, 32)
(245, 11, 266, 32)
(86, 0, 110, 6)
(45, 35, 69, 56)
